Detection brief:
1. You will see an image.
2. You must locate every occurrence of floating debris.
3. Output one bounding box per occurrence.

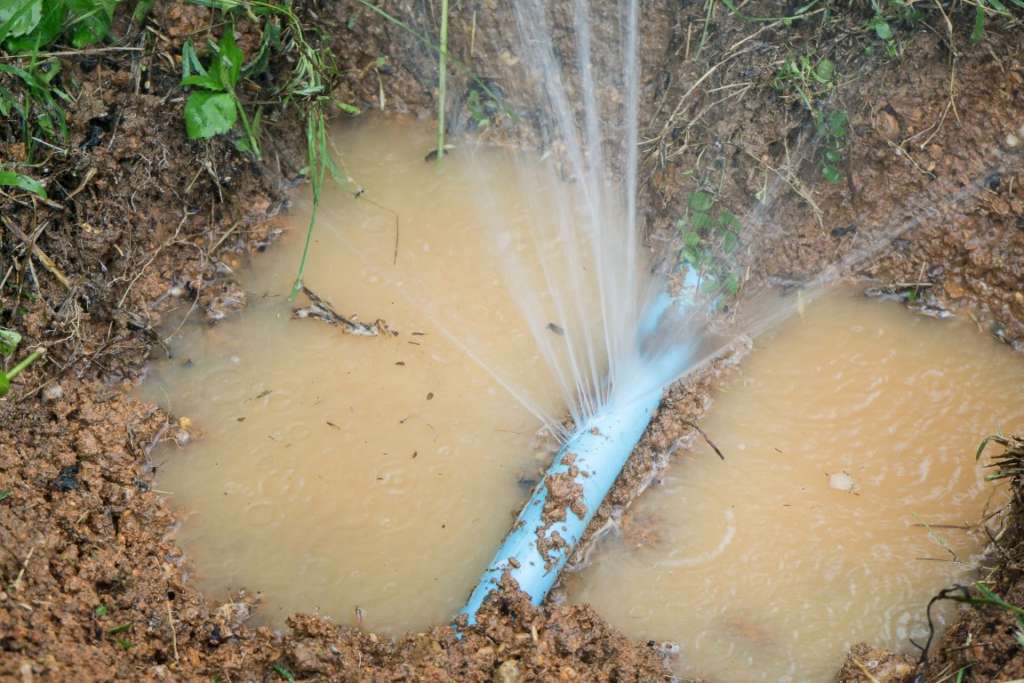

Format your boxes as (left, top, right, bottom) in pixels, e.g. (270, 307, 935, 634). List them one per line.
(292, 286, 397, 336)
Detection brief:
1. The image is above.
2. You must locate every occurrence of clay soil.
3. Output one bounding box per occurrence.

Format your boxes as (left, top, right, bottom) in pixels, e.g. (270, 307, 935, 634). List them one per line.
(3, 1, 1024, 681)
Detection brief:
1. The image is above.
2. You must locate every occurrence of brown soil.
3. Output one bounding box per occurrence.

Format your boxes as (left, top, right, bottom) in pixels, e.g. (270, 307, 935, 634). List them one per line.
(3, 1, 1024, 681)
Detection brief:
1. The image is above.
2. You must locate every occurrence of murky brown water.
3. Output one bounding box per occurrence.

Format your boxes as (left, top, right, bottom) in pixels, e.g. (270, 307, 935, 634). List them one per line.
(565, 288, 1024, 682)
(142, 118, 584, 633)
(144, 118, 1024, 679)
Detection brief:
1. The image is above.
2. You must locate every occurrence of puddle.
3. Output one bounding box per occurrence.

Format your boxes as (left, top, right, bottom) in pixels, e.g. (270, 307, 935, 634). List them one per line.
(141, 117, 591, 633)
(565, 288, 1024, 682)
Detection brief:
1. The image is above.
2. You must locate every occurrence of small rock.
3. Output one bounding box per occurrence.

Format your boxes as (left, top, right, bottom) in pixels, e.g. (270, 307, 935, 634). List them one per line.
(174, 429, 190, 446)
(1008, 132, 1022, 148)
(53, 464, 80, 492)
(829, 472, 855, 493)
(876, 108, 900, 141)
(42, 383, 63, 402)
(494, 660, 521, 683)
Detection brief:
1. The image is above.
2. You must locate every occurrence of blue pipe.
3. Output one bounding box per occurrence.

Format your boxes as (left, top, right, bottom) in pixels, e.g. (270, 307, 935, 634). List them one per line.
(460, 274, 701, 624)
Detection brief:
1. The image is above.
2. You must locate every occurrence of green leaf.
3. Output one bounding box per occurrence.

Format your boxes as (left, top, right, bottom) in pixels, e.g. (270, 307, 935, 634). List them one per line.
(688, 190, 714, 213)
(67, 0, 117, 47)
(683, 230, 701, 248)
(718, 210, 741, 231)
(107, 623, 131, 634)
(722, 272, 740, 296)
(95, 604, 109, 617)
(822, 164, 842, 183)
(690, 210, 711, 230)
(814, 59, 834, 84)
(971, 3, 985, 43)
(870, 15, 893, 40)
(336, 101, 360, 115)
(824, 148, 842, 163)
(217, 27, 243, 89)
(0, 328, 22, 356)
(0, 373, 9, 397)
(987, 0, 1010, 14)
(273, 664, 296, 682)
(0, 170, 47, 197)
(0, 0, 42, 41)
(722, 230, 738, 253)
(0, 490, 10, 502)
(828, 110, 849, 135)
(4, 0, 65, 53)
(184, 91, 237, 139)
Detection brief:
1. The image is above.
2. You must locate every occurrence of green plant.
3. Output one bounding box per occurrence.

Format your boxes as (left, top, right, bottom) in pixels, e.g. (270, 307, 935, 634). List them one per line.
(815, 109, 848, 183)
(953, 582, 1024, 645)
(677, 190, 742, 299)
(0, 57, 71, 156)
(771, 53, 834, 112)
(273, 663, 296, 682)
(0, 168, 47, 196)
(435, 0, 448, 160)
(181, 28, 261, 156)
(976, 433, 1024, 481)
(1, 0, 126, 155)
(0, 328, 44, 397)
(0, 0, 122, 51)
(183, 0, 355, 301)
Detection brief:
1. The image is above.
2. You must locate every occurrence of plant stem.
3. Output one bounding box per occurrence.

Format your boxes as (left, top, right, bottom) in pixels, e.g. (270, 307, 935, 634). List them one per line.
(7, 347, 44, 381)
(436, 0, 448, 160)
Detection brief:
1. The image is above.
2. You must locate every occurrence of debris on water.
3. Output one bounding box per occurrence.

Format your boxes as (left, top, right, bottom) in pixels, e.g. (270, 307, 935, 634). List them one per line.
(863, 284, 952, 319)
(829, 472, 856, 493)
(423, 145, 455, 162)
(292, 286, 397, 336)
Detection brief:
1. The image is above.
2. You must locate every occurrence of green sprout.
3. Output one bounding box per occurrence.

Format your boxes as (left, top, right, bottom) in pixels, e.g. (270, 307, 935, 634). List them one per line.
(0, 328, 45, 397)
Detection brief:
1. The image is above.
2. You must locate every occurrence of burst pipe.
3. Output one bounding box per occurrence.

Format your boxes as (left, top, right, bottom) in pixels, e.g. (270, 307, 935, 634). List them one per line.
(460, 274, 701, 624)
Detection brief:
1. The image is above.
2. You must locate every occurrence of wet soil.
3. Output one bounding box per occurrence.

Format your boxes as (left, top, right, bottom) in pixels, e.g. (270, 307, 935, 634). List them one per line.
(3, 1, 1024, 681)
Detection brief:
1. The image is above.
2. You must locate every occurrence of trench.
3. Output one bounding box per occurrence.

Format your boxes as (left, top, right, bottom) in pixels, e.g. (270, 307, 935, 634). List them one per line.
(139, 116, 1024, 679)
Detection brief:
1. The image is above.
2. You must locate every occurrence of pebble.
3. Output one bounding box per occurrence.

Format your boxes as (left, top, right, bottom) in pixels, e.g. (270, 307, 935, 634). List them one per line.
(829, 472, 855, 493)
(1007, 132, 1021, 148)
(42, 383, 63, 402)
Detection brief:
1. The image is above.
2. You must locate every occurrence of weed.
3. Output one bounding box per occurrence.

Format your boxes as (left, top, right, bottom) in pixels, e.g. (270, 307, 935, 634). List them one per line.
(273, 663, 296, 682)
(1, 0, 126, 156)
(0, 327, 44, 397)
(954, 581, 1024, 642)
(771, 53, 835, 111)
(976, 433, 1024, 482)
(94, 604, 108, 617)
(115, 637, 134, 651)
(183, 0, 355, 300)
(815, 108, 848, 183)
(435, 0, 448, 160)
(106, 622, 131, 634)
(0, 490, 10, 502)
(677, 190, 742, 299)
(0, 168, 46, 196)
(181, 27, 261, 156)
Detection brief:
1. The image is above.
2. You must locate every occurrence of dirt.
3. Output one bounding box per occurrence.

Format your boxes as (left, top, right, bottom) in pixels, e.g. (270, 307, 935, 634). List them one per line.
(4, 0, 1024, 681)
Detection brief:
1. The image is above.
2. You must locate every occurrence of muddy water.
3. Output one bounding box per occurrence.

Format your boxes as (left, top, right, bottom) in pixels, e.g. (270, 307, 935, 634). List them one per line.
(566, 289, 1024, 682)
(142, 118, 585, 633)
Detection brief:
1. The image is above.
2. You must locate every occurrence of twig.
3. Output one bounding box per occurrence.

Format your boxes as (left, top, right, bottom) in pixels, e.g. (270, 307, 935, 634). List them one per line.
(681, 420, 725, 460)
(166, 599, 180, 663)
(1, 217, 70, 289)
(0, 46, 143, 61)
